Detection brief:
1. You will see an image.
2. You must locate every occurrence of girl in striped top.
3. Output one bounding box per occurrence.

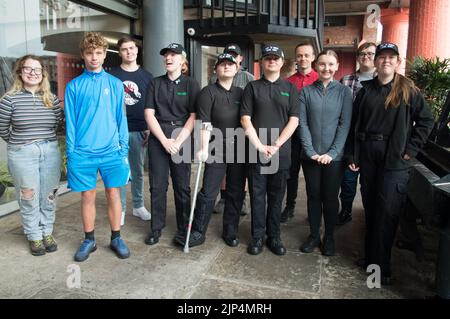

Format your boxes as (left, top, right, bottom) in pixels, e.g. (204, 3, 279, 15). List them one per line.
(0, 55, 62, 256)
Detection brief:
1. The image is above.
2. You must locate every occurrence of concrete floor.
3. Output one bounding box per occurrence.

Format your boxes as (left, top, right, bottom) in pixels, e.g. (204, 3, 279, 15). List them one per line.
(0, 169, 439, 299)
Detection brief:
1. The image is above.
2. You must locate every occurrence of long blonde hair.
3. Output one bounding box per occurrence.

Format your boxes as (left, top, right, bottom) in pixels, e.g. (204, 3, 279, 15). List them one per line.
(181, 56, 189, 74)
(5, 55, 54, 108)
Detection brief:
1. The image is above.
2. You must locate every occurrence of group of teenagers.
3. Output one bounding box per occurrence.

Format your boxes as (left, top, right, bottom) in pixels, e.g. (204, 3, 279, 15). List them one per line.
(0, 31, 435, 285)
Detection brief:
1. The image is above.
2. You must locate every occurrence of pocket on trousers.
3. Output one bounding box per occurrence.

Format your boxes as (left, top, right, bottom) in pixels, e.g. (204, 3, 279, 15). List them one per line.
(396, 182, 407, 195)
(7, 144, 24, 153)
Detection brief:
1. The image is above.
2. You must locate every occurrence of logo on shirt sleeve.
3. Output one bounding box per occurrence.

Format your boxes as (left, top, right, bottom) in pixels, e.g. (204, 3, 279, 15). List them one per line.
(280, 92, 290, 97)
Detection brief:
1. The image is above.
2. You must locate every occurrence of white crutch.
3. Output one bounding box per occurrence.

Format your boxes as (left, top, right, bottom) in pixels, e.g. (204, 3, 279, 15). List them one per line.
(184, 160, 204, 253)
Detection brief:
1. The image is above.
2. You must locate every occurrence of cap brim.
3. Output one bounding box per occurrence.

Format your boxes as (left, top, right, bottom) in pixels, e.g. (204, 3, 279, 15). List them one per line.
(375, 48, 399, 58)
(159, 48, 169, 55)
(216, 58, 237, 66)
(262, 53, 283, 58)
(160, 48, 183, 56)
(225, 50, 240, 55)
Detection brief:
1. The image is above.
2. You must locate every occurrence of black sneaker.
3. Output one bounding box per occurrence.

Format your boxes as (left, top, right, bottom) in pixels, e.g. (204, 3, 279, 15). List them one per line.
(175, 231, 206, 248)
(173, 230, 187, 246)
(280, 206, 294, 223)
(222, 235, 239, 247)
(266, 237, 286, 255)
(188, 231, 206, 247)
(321, 236, 335, 256)
(29, 240, 46, 256)
(43, 235, 58, 253)
(336, 204, 352, 225)
(300, 235, 321, 253)
(145, 230, 161, 245)
(247, 237, 264, 255)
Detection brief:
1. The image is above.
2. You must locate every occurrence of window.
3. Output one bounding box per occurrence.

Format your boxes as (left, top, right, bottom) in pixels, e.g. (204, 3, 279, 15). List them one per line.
(0, 0, 131, 213)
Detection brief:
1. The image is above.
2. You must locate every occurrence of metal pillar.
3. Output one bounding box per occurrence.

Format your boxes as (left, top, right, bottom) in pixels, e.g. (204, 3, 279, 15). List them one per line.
(142, 0, 184, 76)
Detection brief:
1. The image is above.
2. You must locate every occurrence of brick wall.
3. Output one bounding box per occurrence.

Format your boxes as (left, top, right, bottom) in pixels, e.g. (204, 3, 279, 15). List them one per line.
(324, 16, 363, 47)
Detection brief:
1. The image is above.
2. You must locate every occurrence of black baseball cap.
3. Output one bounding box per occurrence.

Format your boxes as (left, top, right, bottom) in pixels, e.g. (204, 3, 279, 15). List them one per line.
(224, 44, 241, 56)
(160, 43, 187, 57)
(375, 42, 399, 58)
(215, 53, 238, 67)
(261, 44, 284, 59)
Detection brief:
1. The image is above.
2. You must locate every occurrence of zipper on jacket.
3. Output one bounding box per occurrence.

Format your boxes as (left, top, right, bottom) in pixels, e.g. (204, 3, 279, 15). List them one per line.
(319, 85, 328, 153)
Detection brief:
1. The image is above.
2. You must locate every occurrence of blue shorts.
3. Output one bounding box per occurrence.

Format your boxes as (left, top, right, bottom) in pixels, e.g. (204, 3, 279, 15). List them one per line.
(67, 152, 130, 192)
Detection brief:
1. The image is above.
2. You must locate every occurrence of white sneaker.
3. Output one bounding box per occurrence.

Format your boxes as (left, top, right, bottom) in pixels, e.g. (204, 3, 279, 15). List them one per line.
(132, 207, 151, 221)
(120, 211, 126, 226)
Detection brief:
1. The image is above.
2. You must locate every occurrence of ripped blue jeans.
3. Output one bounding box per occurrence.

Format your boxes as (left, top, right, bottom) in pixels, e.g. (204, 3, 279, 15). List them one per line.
(8, 140, 61, 241)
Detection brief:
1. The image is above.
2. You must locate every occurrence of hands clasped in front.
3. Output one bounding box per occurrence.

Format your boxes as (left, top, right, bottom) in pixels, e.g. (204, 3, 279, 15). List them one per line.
(163, 138, 182, 155)
(258, 144, 279, 160)
(311, 154, 333, 165)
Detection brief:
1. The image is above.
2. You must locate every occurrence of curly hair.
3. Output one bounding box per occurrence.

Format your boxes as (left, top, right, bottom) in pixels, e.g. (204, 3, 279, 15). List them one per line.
(5, 55, 54, 108)
(80, 32, 108, 54)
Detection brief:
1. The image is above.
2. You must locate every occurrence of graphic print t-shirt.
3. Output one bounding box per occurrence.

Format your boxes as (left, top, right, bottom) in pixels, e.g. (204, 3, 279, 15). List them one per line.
(110, 66, 153, 131)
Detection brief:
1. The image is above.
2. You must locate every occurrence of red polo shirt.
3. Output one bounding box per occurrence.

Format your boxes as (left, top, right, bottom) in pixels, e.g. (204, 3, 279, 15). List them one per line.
(287, 69, 318, 91)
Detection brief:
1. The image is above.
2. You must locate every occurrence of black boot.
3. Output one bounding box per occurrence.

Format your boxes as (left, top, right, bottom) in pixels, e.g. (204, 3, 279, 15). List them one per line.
(336, 202, 352, 225)
(300, 235, 321, 253)
(321, 236, 335, 256)
(145, 229, 161, 245)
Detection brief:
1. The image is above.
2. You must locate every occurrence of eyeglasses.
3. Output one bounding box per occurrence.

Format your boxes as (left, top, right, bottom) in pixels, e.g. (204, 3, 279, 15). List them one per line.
(22, 66, 43, 75)
(358, 52, 375, 58)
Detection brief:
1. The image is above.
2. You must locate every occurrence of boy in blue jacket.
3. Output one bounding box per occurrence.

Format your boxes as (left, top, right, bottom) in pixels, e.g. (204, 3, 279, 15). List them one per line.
(65, 32, 131, 262)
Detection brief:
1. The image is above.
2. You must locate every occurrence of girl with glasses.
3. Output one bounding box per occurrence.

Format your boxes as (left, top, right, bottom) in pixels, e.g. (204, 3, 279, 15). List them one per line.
(0, 55, 62, 256)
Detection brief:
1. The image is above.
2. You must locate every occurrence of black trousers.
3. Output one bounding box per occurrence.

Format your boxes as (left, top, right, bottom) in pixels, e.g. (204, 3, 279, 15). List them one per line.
(302, 160, 344, 239)
(359, 140, 410, 277)
(148, 126, 191, 234)
(192, 163, 246, 239)
(398, 199, 423, 247)
(285, 134, 302, 208)
(247, 164, 289, 239)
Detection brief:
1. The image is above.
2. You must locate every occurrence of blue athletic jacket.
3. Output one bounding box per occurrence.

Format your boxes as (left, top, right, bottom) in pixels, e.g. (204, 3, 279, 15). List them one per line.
(65, 69, 129, 158)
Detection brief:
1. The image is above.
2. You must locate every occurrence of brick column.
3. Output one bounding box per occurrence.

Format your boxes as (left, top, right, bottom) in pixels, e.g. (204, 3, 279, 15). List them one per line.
(407, 0, 450, 60)
(381, 8, 409, 74)
(362, 13, 379, 44)
(56, 53, 83, 108)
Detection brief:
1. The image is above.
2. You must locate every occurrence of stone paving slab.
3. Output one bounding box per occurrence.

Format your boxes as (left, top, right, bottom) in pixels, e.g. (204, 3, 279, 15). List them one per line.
(190, 277, 319, 299)
(207, 247, 322, 294)
(0, 174, 439, 299)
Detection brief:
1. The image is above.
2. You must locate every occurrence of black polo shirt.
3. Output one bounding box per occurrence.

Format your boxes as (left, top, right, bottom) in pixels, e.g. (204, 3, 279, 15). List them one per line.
(145, 73, 199, 122)
(359, 79, 399, 136)
(240, 76, 299, 169)
(196, 83, 244, 163)
(196, 82, 243, 135)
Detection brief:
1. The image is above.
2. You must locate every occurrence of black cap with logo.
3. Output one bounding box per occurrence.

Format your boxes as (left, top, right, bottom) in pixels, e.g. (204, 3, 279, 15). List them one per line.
(261, 44, 285, 59)
(375, 42, 400, 58)
(160, 43, 187, 57)
(215, 53, 238, 67)
(224, 44, 241, 56)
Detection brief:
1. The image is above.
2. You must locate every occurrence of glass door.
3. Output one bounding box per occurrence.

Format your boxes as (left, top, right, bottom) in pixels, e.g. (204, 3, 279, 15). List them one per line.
(188, 36, 254, 89)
